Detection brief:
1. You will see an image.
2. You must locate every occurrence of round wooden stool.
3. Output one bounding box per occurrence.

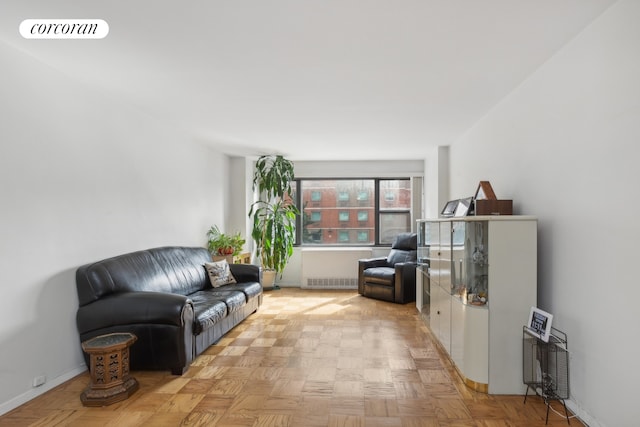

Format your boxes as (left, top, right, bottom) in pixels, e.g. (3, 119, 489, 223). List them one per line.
(80, 332, 139, 406)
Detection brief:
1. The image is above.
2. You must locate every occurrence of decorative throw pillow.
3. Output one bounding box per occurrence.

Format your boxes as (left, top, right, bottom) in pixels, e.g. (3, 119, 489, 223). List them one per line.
(204, 260, 237, 288)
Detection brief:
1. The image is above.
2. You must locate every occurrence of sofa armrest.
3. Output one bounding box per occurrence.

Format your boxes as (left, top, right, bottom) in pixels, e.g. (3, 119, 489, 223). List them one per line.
(229, 263, 261, 283)
(76, 291, 193, 335)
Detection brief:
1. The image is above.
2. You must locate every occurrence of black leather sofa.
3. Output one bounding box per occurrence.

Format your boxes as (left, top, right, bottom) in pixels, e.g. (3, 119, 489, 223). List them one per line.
(358, 232, 417, 304)
(75, 246, 262, 375)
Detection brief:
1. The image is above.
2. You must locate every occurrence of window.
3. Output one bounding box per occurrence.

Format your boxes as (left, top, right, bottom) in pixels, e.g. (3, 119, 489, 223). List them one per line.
(296, 178, 413, 245)
(379, 179, 412, 245)
(308, 230, 322, 243)
(379, 212, 411, 245)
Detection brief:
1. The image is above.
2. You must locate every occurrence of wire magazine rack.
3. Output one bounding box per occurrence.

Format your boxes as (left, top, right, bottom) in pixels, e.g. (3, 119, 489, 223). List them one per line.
(523, 326, 570, 425)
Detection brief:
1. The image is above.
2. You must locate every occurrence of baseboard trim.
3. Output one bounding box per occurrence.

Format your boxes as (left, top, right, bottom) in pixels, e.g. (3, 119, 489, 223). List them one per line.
(565, 398, 601, 427)
(0, 365, 87, 416)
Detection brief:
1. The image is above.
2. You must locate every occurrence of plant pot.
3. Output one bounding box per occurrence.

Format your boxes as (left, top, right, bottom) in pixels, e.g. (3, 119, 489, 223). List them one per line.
(262, 269, 278, 290)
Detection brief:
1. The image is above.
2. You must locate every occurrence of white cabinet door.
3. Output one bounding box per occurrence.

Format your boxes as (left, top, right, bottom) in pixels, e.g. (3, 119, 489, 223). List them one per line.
(416, 266, 424, 312)
(432, 284, 451, 355)
(450, 296, 465, 369)
(464, 305, 489, 385)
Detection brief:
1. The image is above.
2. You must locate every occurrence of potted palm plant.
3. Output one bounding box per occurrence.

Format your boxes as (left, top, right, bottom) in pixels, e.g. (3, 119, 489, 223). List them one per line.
(249, 155, 299, 288)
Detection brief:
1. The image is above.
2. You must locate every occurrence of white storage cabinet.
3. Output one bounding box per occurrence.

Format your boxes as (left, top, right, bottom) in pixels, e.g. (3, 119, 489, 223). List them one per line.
(416, 216, 537, 394)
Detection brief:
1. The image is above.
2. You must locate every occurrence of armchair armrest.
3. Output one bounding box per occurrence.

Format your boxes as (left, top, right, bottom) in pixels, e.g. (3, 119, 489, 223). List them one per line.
(76, 291, 193, 335)
(358, 257, 388, 295)
(358, 257, 388, 269)
(394, 262, 417, 304)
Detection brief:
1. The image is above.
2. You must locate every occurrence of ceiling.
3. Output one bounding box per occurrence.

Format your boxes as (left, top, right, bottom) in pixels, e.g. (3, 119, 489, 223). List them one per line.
(1, 0, 616, 160)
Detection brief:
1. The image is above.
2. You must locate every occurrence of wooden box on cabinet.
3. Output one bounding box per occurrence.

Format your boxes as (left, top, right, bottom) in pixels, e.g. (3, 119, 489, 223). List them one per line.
(474, 199, 512, 216)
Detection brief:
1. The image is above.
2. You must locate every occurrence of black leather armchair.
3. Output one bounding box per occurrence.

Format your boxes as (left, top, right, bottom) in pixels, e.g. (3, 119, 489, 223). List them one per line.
(358, 232, 417, 304)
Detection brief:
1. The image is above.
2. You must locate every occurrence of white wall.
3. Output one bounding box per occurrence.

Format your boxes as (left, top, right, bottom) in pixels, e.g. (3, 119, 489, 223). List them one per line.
(226, 156, 251, 251)
(448, 1, 639, 425)
(294, 159, 424, 178)
(0, 41, 227, 413)
(423, 146, 450, 218)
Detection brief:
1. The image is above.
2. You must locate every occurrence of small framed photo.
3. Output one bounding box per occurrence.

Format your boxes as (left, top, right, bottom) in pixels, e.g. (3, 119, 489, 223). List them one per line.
(454, 197, 472, 217)
(441, 200, 458, 217)
(526, 307, 553, 342)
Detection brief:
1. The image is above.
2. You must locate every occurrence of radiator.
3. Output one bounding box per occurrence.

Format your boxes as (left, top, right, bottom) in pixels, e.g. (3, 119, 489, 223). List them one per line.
(301, 248, 372, 289)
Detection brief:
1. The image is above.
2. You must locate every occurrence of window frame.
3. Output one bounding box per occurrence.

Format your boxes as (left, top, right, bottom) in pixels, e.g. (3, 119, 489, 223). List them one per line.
(294, 177, 412, 246)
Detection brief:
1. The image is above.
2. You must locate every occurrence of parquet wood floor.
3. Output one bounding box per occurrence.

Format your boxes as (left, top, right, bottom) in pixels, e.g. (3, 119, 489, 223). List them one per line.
(1, 289, 582, 426)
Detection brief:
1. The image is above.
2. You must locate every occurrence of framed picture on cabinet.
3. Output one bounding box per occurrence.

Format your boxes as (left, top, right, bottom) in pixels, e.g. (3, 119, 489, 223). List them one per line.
(441, 200, 458, 217)
(454, 197, 473, 217)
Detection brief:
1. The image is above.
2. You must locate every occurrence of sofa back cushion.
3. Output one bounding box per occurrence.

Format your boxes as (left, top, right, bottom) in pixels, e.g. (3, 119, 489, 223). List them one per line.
(76, 246, 212, 306)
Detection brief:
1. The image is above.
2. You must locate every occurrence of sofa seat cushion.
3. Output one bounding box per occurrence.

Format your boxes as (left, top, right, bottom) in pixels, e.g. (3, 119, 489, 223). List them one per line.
(207, 289, 247, 314)
(190, 293, 228, 335)
(189, 288, 246, 323)
(222, 282, 263, 300)
(363, 267, 395, 286)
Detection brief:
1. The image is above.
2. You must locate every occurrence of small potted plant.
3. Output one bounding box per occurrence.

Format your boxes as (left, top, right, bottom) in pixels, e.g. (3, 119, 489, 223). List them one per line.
(206, 226, 246, 261)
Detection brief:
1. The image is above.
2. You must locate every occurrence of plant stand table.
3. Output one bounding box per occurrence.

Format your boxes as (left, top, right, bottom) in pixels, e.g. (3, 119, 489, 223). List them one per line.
(80, 332, 139, 407)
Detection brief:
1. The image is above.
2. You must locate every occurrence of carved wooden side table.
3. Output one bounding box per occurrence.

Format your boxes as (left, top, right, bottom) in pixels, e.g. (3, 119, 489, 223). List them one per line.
(80, 332, 139, 406)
